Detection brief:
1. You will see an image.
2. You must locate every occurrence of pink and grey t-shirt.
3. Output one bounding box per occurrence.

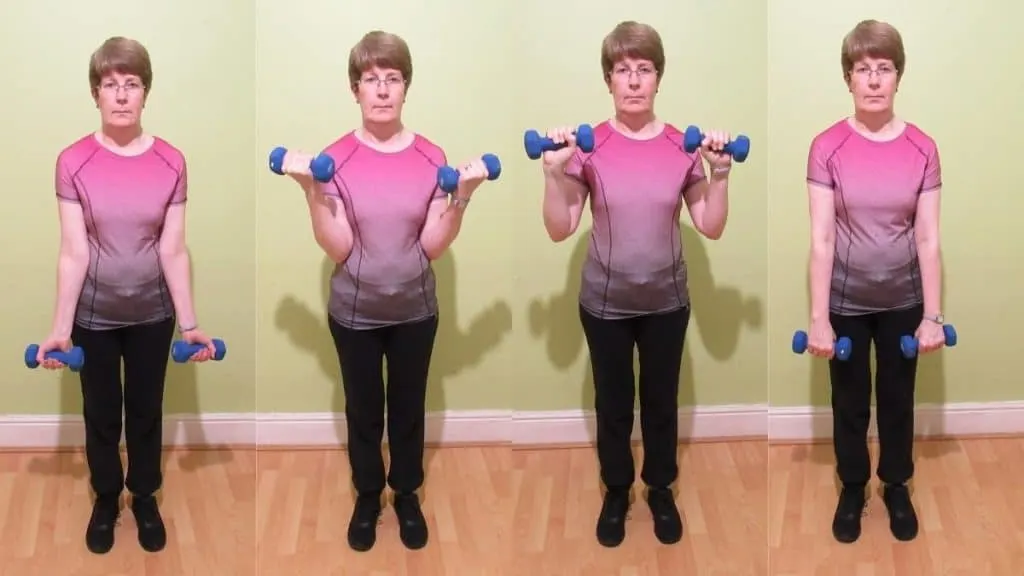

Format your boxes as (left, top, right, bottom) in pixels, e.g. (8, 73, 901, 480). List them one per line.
(806, 118, 942, 315)
(319, 132, 447, 330)
(55, 134, 186, 330)
(563, 121, 707, 319)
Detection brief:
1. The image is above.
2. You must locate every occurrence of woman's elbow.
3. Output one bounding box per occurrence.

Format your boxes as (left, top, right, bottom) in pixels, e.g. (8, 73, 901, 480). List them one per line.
(543, 215, 575, 243)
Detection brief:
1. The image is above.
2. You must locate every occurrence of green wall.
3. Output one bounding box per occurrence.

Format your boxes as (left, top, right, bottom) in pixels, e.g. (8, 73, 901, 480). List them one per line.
(1, 0, 1018, 419)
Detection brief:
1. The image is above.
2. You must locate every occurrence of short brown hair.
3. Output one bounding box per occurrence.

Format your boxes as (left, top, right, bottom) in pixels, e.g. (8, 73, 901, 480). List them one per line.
(600, 21, 665, 81)
(347, 31, 413, 89)
(841, 20, 906, 80)
(88, 36, 153, 96)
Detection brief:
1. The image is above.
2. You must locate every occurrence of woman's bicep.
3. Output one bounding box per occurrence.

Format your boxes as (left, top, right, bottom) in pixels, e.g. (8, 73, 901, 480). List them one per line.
(807, 183, 836, 245)
(159, 203, 187, 255)
(915, 187, 941, 245)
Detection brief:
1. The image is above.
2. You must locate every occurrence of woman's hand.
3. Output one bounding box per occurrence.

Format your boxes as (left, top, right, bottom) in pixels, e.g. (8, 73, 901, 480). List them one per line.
(808, 317, 837, 359)
(180, 328, 216, 362)
(698, 129, 733, 170)
(914, 320, 946, 354)
(36, 333, 72, 369)
(455, 157, 490, 199)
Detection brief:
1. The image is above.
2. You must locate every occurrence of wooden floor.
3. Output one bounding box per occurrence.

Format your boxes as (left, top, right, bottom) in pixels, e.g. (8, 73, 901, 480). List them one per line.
(257, 447, 512, 575)
(0, 449, 256, 576)
(770, 438, 1024, 575)
(3, 438, 1023, 575)
(512, 442, 768, 575)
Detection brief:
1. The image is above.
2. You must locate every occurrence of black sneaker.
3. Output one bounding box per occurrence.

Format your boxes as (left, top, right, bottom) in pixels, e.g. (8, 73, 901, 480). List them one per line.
(131, 494, 167, 552)
(393, 492, 428, 550)
(85, 495, 120, 554)
(596, 488, 630, 547)
(831, 484, 866, 543)
(347, 493, 382, 551)
(647, 487, 683, 544)
(882, 483, 918, 541)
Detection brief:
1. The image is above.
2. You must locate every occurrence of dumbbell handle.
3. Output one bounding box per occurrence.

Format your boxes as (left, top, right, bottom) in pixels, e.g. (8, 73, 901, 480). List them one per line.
(437, 154, 502, 193)
(172, 339, 228, 363)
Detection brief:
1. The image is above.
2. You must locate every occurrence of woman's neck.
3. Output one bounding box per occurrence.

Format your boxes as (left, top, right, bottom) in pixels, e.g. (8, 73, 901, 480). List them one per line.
(612, 111, 661, 139)
(96, 124, 149, 154)
(851, 109, 898, 135)
(357, 121, 406, 150)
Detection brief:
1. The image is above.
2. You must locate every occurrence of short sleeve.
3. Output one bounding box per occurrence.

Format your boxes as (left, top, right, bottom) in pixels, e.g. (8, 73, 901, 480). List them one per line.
(683, 154, 706, 191)
(170, 160, 187, 204)
(55, 156, 79, 203)
(563, 149, 587, 184)
(806, 139, 834, 189)
(432, 149, 448, 200)
(921, 145, 941, 193)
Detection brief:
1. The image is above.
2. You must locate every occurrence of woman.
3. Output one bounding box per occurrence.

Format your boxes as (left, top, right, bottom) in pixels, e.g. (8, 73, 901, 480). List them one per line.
(804, 19, 945, 544)
(280, 30, 491, 552)
(538, 21, 735, 548)
(35, 36, 217, 555)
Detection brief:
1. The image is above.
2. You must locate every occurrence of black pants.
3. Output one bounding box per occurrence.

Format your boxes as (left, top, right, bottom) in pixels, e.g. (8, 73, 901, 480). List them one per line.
(71, 317, 175, 499)
(829, 304, 922, 486)
(579, 304, 690, 490)
(329, 314, 438, 495)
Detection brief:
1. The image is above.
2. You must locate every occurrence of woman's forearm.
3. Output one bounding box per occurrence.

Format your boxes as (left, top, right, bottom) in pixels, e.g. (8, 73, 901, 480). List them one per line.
(542, 172, 578, 242)
(420, 200, 466, 260)
(306, 188, 354, 263)
(51, 253, 88, 338)
(809, 243, 834, 321)
(917, 240, 942, 316)
(699, 172, 730, 239)
(159, 250, 198, 329)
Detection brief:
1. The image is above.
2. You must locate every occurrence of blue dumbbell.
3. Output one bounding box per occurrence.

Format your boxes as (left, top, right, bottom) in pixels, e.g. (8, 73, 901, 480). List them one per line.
(792, 330, 852, 361)
(682, 125, 751, 162)
(24, 344, 85, 372)
(899, 324, 957, 358)
(437, 154, 502, 193)
(171, 339, 227, 363)
(268, 147, 335, 183)
(523, 124, 596, 160)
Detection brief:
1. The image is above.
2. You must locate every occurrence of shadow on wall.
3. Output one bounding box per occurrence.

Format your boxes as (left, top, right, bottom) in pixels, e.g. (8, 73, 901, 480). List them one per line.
(275, 250, 513, 445)
(27, 247, 224, 482)
(799, 258, 950, 470)
(528, 223, 763, 444)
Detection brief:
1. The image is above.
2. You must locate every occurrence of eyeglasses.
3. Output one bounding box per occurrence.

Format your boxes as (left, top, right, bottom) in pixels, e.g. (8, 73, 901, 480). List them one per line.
(611, 66, 657, 81)
(359, 76, 405, 89)
(98, 81, 144, 95)
(851, 66, 896, 80)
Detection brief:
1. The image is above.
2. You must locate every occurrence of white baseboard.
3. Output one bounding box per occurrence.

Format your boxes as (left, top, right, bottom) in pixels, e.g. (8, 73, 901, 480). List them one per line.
(0, 413, 258, 449)
(0, 405, 766, 448)
(769, 401, 1024, 442)
(1, 402, 1020, 449)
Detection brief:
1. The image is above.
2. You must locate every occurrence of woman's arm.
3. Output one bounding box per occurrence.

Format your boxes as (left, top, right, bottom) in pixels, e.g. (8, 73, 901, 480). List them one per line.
(50, 201, 90, 338)
(419, 196, 466, 260)
(158, 203, 199, 329)
(304, 182, 354, 263)
(683, 170, 730, 240)
(807, 183, 836, 322)
(914, 189, 942, 318)
(542, 171, 588, 242)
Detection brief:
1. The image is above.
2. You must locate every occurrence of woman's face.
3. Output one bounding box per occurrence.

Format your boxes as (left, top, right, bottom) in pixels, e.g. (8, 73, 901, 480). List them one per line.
(606, 57, 659, 116)
(93, 71, 146, 129)
(847, 57, 899, 114)
(353, 65, 406, 125)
